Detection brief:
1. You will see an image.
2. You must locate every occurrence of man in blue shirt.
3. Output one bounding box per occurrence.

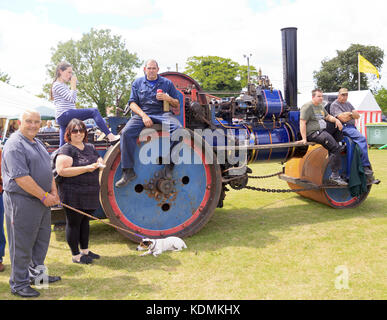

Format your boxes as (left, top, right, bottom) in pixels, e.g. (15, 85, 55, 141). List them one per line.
(330, 88, 374, 182)
(40, 120, 58, 133)
(116, 60, 181, 187)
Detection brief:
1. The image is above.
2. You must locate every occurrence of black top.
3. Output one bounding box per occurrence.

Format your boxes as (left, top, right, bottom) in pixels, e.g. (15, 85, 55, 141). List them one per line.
(57, 143, 100, 210)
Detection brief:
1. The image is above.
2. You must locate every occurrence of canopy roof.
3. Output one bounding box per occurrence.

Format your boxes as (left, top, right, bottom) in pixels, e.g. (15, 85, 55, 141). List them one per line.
(0, 81, 55, 120)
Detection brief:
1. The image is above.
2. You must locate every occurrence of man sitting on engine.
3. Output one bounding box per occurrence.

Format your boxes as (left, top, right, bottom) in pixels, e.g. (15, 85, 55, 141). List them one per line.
(300, 89, 347, 186)
(116, 59, 181, 188)
(329, 88, 374, 182)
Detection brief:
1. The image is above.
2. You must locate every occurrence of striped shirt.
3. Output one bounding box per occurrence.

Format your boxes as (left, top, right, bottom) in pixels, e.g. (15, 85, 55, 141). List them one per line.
(52, 81, 77, 119)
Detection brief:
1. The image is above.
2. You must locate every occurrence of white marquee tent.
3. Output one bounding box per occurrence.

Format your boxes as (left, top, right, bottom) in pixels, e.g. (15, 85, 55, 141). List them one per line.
(0, 80, 55, 120)
(298, 90, 382, 137)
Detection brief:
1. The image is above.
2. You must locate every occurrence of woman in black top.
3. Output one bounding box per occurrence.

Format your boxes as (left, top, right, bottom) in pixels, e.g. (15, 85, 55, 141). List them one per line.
(55, 119, 105, 264)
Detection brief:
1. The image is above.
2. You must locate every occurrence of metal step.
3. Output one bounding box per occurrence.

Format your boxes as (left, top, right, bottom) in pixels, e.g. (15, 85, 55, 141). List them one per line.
(279, 174, 348, 189)
(279, 174, 380, 189)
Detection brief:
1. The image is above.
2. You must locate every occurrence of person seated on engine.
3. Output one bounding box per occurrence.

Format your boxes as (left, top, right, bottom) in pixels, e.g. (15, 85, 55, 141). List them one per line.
(300, 89, 347, 186)
(329, 88, 374, 182)
(115, 59, 181, 188)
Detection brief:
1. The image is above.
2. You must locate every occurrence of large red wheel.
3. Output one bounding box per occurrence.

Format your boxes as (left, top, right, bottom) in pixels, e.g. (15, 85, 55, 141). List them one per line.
(99, 127, 222, 242)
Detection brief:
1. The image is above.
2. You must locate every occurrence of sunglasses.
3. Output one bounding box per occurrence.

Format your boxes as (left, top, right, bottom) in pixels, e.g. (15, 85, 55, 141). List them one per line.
(71, 128, 85, 134)
(340, 93, 348, 96)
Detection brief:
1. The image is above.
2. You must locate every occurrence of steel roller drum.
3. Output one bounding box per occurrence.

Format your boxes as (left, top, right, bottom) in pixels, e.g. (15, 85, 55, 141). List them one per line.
(284, 144, 371, 208)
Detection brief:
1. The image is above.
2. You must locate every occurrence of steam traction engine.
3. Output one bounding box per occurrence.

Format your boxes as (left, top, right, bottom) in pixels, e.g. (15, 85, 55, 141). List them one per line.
(96, 28, 376, 242)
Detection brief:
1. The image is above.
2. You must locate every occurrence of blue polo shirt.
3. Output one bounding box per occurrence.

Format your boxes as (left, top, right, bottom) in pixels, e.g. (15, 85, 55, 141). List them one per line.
(1, 131, 53, 197)
(128, 75, 179, 115)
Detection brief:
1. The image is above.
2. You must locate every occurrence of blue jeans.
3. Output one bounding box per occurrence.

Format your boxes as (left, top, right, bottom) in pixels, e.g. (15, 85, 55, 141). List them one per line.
(120, 113, 182, 169)
(343, 124, 371, 168)
(0, 193, 6, 262)
(56, 108, 111, 146)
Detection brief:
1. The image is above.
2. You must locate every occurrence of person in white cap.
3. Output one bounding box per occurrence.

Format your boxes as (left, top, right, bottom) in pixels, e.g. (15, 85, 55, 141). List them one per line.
(330, 88, 374, 182)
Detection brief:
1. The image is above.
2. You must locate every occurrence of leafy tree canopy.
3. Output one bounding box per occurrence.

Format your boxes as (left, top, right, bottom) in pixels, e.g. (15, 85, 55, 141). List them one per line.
(313, 44, 384, 92)
(46, 28, 142, 116)
(0, 70, 11, 84)
(375, 86, 387, 114)
(184, 56, 257, 93)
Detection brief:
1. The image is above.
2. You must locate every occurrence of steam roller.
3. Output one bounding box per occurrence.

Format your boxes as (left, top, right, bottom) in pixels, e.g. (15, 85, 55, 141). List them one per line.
(44, 27, 378, 242)
(283, 139, 372, 208)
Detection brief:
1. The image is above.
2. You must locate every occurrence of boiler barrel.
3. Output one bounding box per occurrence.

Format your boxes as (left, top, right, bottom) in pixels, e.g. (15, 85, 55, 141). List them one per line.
(214, 120, 298, 163)
(249, 122, 295, 163)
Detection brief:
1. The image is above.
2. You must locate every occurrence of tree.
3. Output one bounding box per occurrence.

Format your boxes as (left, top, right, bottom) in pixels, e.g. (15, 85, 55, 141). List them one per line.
(313, 44, 384, 92)
(375, 86, 387, 114)
(184, 56, 257, 93)
(0, 70, 11, 83)
(46, 28, 142, 116)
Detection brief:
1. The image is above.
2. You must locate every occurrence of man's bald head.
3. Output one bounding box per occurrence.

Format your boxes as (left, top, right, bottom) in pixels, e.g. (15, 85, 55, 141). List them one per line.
(144, 59, 159, 68)
(19, 109, 41, 122)
(18, 110, 41, 141)
(143, 59, 160, 81)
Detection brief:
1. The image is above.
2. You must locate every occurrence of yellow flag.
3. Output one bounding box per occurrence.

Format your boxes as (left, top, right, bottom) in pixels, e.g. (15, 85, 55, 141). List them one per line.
(359, 54, 380, 79)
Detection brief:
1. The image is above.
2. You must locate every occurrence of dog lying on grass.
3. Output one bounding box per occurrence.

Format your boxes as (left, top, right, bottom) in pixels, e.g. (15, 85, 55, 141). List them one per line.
(136, 237, 187, 257)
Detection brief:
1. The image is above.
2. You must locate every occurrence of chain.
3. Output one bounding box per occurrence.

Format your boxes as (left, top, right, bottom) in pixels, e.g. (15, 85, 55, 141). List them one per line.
(243, 185, 321, 193)
(225, 170, 321, 193)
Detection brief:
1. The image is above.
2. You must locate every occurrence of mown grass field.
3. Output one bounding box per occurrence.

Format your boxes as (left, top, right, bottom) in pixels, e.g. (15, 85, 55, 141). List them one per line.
(0, 149, 386, 300)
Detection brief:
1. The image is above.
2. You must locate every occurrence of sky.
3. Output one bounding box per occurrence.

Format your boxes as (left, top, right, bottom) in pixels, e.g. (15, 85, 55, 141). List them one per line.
(0, 0, 386, 99)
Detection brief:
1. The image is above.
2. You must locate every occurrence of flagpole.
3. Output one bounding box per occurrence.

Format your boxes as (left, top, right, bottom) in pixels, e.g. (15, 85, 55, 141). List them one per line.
(357, 52, 360, 91)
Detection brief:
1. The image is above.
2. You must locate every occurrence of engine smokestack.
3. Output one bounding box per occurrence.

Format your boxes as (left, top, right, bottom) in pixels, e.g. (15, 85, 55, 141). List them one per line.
(281, 27, 298, 109)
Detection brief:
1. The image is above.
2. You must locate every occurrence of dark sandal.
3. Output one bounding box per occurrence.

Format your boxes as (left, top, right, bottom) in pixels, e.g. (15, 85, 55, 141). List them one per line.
(87, 251, 100, 259)
(72, 255, 93, 264)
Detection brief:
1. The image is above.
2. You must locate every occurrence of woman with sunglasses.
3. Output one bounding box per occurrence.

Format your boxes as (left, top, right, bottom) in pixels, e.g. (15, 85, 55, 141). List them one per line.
(50, 61, 120, 146)
(55, 119, 104, 264)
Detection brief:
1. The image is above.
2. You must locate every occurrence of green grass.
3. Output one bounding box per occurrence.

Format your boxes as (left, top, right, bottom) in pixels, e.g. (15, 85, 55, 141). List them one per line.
(1, 149, 386, 300)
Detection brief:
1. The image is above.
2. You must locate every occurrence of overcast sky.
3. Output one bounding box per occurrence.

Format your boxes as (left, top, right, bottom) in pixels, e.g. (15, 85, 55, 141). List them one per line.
(0, 0, 386, 99)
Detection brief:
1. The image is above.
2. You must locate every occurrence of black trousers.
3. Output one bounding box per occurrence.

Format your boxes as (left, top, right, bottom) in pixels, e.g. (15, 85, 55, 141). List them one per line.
(307, 124, 343, 174)
(64, 207, 94, 256)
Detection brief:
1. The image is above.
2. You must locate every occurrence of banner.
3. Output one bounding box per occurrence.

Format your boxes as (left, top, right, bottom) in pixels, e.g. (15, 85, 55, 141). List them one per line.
(358, 54, 380, 79)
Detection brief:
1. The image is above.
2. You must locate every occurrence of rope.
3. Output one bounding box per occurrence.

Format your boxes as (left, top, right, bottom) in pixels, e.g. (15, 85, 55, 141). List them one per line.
(60, 203, 145, 239)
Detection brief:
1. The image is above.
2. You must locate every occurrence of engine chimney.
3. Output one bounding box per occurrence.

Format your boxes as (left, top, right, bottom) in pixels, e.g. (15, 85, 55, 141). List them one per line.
(281, 27, 298, 109)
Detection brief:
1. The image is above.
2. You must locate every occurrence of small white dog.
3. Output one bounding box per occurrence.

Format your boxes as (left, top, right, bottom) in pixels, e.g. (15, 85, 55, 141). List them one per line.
(136, 237, 187, 257)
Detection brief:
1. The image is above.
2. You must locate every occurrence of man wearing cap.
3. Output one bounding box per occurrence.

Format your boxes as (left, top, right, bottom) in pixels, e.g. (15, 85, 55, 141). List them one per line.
(300, 89, 347, 186)
(330, 88, 374, 182)
(116, 59, 181, 188)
